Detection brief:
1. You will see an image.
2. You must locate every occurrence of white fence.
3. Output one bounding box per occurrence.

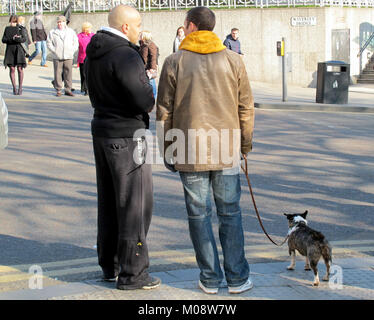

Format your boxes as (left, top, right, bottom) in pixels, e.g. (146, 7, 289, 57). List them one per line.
(2, 0, 374, 14)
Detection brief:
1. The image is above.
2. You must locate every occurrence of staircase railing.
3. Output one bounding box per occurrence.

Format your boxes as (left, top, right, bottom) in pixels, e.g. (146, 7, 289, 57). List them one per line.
(357, 32, 374, 58)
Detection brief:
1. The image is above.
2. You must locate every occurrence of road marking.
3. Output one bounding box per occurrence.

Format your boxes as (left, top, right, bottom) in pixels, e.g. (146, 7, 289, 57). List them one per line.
(0, 240, 373, 285)
(0, 266, 101, 283)
(0, 257, 97, 273)
(6, 99, 89, 104)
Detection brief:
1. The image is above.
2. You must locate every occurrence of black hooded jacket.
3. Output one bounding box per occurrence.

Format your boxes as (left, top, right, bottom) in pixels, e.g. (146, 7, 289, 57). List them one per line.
(85, 30, 154, 138)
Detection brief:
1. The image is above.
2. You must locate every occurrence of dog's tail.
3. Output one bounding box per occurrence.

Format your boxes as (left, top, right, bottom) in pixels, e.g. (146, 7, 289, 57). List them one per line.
(321, 242, 333, 264)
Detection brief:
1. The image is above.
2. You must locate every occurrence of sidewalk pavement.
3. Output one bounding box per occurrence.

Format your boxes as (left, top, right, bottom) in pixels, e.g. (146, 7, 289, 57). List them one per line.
(252, 81, 374, 113)
(1, 61, 374, 301)
(1, 57, 374, 112)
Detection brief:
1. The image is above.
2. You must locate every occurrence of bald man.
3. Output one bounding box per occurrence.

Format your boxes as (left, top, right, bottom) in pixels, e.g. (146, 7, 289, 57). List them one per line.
(85, 5, 159, 290)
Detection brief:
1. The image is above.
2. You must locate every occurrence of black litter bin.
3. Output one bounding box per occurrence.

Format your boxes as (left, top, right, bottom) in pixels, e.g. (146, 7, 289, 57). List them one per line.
(316, 61, 350, 104)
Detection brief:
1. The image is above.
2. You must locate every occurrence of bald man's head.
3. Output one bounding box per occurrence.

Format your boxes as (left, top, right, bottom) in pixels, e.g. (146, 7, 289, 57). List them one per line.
(108, 5, 142, 44)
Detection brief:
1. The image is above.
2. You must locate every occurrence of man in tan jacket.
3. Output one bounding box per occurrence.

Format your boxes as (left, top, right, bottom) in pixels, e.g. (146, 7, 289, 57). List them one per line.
(157, 7, 255, 294)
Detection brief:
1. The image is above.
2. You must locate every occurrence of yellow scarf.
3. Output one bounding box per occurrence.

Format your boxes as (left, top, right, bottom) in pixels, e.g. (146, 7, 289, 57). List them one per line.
(179, 30, 226, 54)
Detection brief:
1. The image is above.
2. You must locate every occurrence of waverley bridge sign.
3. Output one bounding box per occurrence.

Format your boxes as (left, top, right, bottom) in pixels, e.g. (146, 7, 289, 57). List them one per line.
(291, 16, 317, 27)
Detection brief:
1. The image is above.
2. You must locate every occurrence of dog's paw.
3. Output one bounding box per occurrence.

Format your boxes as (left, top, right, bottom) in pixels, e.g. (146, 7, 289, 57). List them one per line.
(322, 275, 329, 281)
(304, 266, 311, 271)
(287, 266, 295, 270)
(313, 281, 320, 286)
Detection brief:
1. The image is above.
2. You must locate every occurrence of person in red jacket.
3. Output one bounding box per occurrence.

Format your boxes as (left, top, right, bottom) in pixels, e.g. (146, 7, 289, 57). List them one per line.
(77, 22, 94, 95)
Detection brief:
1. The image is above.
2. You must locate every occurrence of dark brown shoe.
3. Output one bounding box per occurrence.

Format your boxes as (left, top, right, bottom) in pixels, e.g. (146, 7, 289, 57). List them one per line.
(56, 91, 62, 97)
(65, 91, 74, 97)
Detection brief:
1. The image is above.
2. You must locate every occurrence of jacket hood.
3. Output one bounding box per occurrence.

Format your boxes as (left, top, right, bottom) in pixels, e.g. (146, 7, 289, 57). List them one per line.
(86, 30, 137, 59)
(179, 31, 226, 54)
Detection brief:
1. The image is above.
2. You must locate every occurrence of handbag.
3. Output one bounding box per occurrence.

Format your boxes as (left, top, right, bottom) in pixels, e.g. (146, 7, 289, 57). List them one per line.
(20, 42, 30, 57)
(18, 26, 30, 57)
(0, 92, 9, 149)
(20, 42, 30, 58)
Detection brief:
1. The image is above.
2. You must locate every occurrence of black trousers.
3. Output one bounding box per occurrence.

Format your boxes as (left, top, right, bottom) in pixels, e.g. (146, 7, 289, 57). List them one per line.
(92, 136, 153, 285)
(79, 61, 87, 93)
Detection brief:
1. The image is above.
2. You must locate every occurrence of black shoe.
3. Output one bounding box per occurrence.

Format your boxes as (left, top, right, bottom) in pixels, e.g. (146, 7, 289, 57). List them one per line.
(102, 267, 119, 282)
(103, 275, 118, 282)
(116, 276, 161, 290)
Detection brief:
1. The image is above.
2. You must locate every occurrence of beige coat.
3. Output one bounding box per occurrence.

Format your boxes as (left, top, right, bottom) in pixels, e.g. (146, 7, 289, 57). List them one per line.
(47, 27, 78, 60)
(156, 31, 254, 172)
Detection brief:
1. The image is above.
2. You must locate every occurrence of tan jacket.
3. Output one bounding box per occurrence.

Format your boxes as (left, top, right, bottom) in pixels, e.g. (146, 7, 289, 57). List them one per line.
(156, 31, 254, 172)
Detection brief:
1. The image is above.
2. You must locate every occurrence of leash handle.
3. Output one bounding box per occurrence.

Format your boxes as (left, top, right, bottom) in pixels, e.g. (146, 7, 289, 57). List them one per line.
(241, 154, 289, 247)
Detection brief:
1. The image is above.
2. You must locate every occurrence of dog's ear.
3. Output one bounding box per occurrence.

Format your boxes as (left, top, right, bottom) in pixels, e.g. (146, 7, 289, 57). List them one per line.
(302, 210, 308, 219)
(284, 213, 292, 220)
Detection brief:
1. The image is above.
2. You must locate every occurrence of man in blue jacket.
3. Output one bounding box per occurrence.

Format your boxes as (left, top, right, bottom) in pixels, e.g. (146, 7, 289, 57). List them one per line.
(85, 5, 159, 291)
(223, 28, 242, 55)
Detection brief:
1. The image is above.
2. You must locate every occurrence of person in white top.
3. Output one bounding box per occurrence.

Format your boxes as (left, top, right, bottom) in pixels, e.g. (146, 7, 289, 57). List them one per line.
(173, 26, 185, 53)
(47, 15, 78, 96)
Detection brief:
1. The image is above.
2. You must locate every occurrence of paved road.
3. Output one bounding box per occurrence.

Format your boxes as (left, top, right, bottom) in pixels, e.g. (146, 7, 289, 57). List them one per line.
(0, 64, 373, 294)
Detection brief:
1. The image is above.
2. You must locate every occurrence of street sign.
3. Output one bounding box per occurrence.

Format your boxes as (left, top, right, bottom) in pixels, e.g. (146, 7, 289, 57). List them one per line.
(291, 16, 317, 27)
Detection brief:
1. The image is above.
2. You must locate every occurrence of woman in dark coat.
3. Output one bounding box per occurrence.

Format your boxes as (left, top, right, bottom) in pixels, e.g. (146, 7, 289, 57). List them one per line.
(2, 15, 27, 95)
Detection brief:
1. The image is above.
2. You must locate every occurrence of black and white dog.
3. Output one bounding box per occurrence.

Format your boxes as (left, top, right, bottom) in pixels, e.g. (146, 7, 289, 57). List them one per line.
(284, 211, 332, 286)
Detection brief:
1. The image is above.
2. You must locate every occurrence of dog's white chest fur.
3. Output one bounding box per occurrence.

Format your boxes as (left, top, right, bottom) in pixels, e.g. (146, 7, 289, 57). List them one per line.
(288, 226, 298, 236)
(288, 216, 307, 236)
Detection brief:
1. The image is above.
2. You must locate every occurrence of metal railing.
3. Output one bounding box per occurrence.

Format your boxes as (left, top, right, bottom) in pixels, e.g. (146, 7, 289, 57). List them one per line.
(2, 0, 374, 14)
(357, 32, 374, 58)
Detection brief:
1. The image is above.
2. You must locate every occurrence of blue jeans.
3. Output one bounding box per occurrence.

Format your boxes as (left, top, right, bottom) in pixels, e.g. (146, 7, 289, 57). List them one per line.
(29, 40, 47, 66)
(179, 170, 249, 288)
(150, 78, 157, 98)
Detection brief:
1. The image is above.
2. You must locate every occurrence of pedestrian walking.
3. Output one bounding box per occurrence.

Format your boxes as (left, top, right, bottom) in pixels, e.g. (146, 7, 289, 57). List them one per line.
(2, 15, 27, 95)
(139, 30, 159, 98)
(47, 16, 78, 97)
(223, 27, 242, 55)
(28, 11, 48, 67)
(77, 22, 94, 95)
(85, 5, 159, 290)
(157, 7, 255, 295)
(173, 26, 185, 53)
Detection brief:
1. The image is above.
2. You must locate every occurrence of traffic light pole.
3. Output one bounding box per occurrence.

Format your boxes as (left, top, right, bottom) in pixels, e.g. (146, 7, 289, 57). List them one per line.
(282, 37, 287, 102)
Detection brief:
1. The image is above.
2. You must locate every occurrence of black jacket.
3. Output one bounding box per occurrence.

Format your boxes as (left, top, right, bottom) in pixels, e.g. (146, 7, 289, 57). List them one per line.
(2, 25, 27, 67)
(85, 30, 154, 138)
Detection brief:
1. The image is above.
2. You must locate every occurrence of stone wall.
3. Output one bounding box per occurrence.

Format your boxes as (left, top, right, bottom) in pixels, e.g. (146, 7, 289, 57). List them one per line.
(1, 7, 373, 86)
